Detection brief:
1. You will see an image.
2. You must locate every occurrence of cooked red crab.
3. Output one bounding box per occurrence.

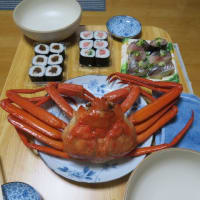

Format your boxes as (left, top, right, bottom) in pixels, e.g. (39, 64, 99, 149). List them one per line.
(0, 73, 194, 163)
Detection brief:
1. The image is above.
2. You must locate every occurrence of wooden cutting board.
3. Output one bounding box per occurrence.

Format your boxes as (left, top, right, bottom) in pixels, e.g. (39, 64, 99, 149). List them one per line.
(0, 25, 191, 200)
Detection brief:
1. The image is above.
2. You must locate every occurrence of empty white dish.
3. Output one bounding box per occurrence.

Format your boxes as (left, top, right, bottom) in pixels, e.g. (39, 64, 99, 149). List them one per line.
(13, 0, 82, 42)
(124, 148, 200, 200)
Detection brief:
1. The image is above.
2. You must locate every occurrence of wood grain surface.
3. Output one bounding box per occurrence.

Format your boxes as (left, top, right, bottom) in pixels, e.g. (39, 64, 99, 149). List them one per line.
(0, 25, 191, 200)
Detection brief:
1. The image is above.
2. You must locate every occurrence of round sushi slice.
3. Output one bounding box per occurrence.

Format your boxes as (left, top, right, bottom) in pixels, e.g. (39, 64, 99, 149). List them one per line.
(79, 40, 94, 49)
(80, 31, 94, 40)
(49, 43, 65, 58)
(45, 65, 63, 82)
(94, 31, 108, 40)
(48, 54, 64, 67)
(34, 44, 49, 55)
(94, 40, 108, 49)
(80, 48, 95, 66)
(29, 65, 46, 82)
(95, 48, 110, 67)
(32, 55, 48, 67)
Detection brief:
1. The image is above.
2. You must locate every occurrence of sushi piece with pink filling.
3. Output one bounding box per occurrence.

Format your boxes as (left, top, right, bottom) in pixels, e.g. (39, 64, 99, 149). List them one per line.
(94, 31, 108, 40)
(79, 40, 94, 49)
(94, 40, 108, 49)
(80, 31, 94, 40)
(95, 48, 110, 66)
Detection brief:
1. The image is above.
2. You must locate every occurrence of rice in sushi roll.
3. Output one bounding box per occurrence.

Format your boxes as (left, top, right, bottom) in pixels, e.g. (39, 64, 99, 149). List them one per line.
(80, 48, 95, 66)
(80, 31, 93, 40)
(50, 43, 65, 58)
(94, 40, 108, 49)
(79, 40, 94, 49)
(32, 55, 48, 67)
(34, 44, 49, 55)
(94, 31, 108, 40)
(95, 48, 110, 66)
(45, 65, 63, 81)
(29, 65, 46, 82)
(48, 54, 64, 68)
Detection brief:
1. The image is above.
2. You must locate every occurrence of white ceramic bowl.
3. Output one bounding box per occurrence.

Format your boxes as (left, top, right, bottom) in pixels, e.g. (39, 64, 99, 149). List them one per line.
(124, 148, 200, 200)
(13, 0, 82, 42)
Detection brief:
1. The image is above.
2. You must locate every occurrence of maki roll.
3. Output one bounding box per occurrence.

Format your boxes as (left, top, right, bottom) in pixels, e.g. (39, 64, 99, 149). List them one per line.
(45, 65, 63, 81)
(48, 54, 64, 68)
(79, 40, 93, 49)
(95, 48, 110, 67)
(29, 65, 46, 82)
(32, 55, 48, 67)
(80, 48, 95, 66)
(34, 44, 49, 55)
(94, 40, 108, 49)
(80, 31, 93, 40)
(94, 31, 108, 40)
(50, 43, 65, 58)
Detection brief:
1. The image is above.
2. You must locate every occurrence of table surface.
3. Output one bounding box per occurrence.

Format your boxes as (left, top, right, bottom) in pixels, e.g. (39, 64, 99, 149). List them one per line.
(0, 24, 192, 200)
(1, 1, 200, 199)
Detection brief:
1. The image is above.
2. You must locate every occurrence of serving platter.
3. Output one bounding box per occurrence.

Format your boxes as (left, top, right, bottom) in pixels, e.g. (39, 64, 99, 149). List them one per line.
(38, 75, 153, 183)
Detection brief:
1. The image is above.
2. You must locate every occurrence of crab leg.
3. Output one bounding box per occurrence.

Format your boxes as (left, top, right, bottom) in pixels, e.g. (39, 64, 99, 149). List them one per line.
(120, 85, 140, 113)
(0, 99, 62, 139)
(135, 101, 176, 134)
(46, 83, 74, 118)
(16, 128, 69, 159)
(58, 83, 95, 101)
(107, 72, 180, 91)
(129, 86, 182, 124)
(6, 90, 66, 129)
(136, 105, 178, 144)
(8, 115, 64, 150)
(129, 111, 194, 156)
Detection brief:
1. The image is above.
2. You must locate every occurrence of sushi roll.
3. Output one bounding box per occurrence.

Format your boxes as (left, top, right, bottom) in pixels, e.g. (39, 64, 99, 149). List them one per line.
(95, 48, 110, 67)
(32, 55, 48, 67)
(79, 40, 93, 49)
(29, 65, 46, 82)
(80, 31, 94, 40)
(49, 43, 65, 58)
(34, 44, 49, 55)
(94, 31, 108, 40)
(45, 65, 63, 81)
(80, 48, 95, 66)
(48, 54, 64, 68)
(94, 40, 108, 49)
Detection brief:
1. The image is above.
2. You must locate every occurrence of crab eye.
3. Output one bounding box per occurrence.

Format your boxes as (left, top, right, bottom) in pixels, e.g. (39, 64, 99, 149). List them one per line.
(86, 102, 91, 107)
(108, 102, 114, 109)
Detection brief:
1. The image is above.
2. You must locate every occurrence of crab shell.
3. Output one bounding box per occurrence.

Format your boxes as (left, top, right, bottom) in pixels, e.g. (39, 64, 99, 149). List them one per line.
(63, 98, 136, 163)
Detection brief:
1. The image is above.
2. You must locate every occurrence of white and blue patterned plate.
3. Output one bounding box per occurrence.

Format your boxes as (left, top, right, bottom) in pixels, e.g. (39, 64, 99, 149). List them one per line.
(2, 182, 41, 200)
(106, 15, 142, 39)
(38, 75, 153, 183)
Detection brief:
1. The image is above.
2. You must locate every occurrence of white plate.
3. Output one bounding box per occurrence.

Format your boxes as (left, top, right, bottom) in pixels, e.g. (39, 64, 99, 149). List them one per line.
(38, 75, 153, 183)
(125, 148, 200, 200)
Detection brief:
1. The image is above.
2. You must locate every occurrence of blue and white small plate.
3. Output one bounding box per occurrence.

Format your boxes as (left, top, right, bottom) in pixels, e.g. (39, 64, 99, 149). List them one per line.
(37, 75, 153, 183)
(106, 15, 142, 39)
(2, 182, 41, 200)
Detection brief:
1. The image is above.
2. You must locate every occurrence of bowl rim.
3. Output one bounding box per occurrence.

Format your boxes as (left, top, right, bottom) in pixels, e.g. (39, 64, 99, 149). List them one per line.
(123, 147, 200, 200)
(106, 15, 142, 39)
(13, 0, 82, 34)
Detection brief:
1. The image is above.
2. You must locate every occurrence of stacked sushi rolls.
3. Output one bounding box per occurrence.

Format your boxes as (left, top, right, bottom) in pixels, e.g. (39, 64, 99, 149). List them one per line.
(79, 30, 110, 67)
(29, 42, 65, 82)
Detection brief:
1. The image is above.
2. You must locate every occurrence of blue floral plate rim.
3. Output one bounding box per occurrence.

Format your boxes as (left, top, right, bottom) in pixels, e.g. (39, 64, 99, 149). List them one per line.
(36, 75, 153, 183)
(106, 15, 142, 39)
